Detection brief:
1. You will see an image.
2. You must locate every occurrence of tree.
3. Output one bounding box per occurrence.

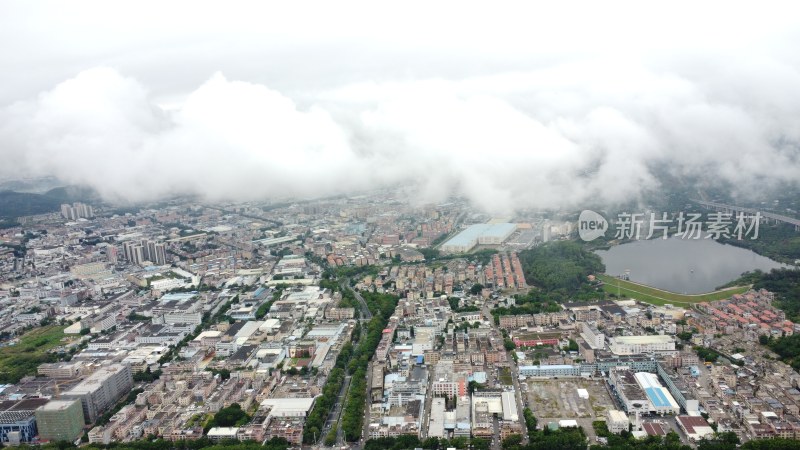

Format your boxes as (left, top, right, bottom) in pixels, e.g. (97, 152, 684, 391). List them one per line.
(470, 284, 484, 295)
(210, 403, 249, 428)
(523, 407, 537, 437)
(133, 367, 162, 382)
(696, 431, 740, 450)
(567, 339, 579, 352)
(517, 241, 605, 293)
(206, 368, 231, 380)
(324, 422, 338, 446)
(468, 380, 484, 394)
(502, 434, 522, 449)
(678, 331, 694, 341)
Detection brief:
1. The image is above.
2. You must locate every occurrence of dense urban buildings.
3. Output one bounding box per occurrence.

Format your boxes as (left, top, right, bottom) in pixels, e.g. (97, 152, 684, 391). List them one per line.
(0, 194, 798, 449)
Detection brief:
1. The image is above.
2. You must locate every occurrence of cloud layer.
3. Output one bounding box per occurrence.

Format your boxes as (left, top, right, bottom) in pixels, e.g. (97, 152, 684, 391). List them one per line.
(1, 59, 799, 213)
(2, 1, 800, 213)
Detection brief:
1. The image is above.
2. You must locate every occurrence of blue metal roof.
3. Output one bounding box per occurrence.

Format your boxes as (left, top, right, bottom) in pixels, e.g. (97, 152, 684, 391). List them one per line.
(645, 387, 672, 408)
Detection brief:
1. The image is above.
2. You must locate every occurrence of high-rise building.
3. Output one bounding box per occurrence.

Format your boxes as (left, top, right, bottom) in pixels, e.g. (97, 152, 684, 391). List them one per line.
(131, 240, 168, 265)
(35, 399, 85, 442)
(153, 243, 167, 265)
(61, 364, 133, 423)
(75, 203, 93, 218)
(141, 240, 153, 261)
(60, 203, 94, 220)
(106, 246, 118, 264)
(123, 242, 144, 265)
(60, 204, 75, 221)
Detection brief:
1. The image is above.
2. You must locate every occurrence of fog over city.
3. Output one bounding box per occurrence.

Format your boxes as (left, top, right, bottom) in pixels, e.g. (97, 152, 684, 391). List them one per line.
(1, 1, 799, 213)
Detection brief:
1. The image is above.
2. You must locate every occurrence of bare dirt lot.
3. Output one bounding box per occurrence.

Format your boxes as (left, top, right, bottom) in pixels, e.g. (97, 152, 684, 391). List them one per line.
(525, 379, 616, 419)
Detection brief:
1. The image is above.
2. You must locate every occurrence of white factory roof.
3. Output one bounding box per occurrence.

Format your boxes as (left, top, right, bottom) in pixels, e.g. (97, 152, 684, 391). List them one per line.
(158, 292, 197, 303)
(501, 392, 519, 422)
(442, 223, 516, 247)
(259, 397, 315, 417)
(612, 335, 674, 344)
(306, 323, 344, 338)
(235, 320, 262, 338)
(260, 319, 280, 331)
(285, 286, 325, 302)
(207, 427, 239, 438)
(607, 409, 629, 422)
(195, 330, 223, 339)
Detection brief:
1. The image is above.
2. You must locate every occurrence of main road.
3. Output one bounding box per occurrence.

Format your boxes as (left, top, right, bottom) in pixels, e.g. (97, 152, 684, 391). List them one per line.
(320, 374, 352, 445)
(342, 280, 373, 321)
(419, 354, 435, 439)
(483, 305, 529, 445)
(692, 198, 800, 230)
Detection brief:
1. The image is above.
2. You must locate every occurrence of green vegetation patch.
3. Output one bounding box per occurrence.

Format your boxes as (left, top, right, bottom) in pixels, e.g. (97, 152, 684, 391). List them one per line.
(719, 222, 800, 264)
(518, 241, 604, 293)
(0, 325, 69, 384)
(499, 367, 513, 385)
(598, 274, 749, 306)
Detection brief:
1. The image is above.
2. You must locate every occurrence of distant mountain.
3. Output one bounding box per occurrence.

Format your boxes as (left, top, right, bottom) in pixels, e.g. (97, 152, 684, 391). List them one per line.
(42, 185, 99, 203)
(0, 177, 64, 194)
(0, 185, 99, 219)
(0, 191, 62, 219)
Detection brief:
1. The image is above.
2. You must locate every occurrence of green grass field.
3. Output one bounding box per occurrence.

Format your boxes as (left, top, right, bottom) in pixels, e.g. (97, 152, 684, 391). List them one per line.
(0, 325, 70, 383)
(597, 274, 750, 307)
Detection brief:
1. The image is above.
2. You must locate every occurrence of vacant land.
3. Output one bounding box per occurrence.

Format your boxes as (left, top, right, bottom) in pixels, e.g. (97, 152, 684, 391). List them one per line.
(525, 379, 616, 419)
(0, 325, 70, 383)
(598, 274, 750, 306)
(498, 367, 513, 386)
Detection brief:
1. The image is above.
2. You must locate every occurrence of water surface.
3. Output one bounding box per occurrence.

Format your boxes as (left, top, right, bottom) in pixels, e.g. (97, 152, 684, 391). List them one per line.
(595, 237, 787, 294)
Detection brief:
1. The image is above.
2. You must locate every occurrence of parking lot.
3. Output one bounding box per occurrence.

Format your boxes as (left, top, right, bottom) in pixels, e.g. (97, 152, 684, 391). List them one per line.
(525, 379, 616, 419)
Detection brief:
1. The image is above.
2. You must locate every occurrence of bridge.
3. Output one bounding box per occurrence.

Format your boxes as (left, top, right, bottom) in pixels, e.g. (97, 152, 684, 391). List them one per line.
(692, 199, 800, 231)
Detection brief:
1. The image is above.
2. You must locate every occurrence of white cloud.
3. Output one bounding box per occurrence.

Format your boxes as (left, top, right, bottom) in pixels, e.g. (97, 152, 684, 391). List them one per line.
(1, 1, 800, 212)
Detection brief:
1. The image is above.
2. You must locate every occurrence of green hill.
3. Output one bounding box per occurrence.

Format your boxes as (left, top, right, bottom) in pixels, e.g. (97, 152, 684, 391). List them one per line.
(0, 185, 98, 219)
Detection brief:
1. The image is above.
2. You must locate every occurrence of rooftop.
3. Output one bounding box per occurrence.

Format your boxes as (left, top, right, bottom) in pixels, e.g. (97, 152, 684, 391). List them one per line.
(442, 223, 516, 247)
(36, 399, 79, 411)
(612, 335, 674, 344)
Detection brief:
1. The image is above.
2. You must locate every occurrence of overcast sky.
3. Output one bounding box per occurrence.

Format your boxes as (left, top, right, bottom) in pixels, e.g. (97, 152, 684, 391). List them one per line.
(1, 1, 799, 213)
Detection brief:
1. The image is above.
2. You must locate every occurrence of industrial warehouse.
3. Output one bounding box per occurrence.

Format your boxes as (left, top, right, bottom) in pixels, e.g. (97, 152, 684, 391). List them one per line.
(440, 223, 517, 253)
(608, 369, 680, 415)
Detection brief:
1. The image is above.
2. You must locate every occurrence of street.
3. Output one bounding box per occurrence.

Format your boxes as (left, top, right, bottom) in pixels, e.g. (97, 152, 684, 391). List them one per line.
(484, 304, 529, 444)
(321, 374, 352, 445)
(420, 363, 434, 438)
(343, 280, 373, 320)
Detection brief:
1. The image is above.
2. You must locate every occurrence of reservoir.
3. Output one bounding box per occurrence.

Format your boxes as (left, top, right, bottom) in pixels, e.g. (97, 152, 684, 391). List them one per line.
(595, 237, 787, 294)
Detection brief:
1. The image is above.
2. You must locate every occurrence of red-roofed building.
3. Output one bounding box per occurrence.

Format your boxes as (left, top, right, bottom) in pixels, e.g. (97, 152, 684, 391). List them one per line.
(677, 416, 714, 441)
(642, 422, 666, 436)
